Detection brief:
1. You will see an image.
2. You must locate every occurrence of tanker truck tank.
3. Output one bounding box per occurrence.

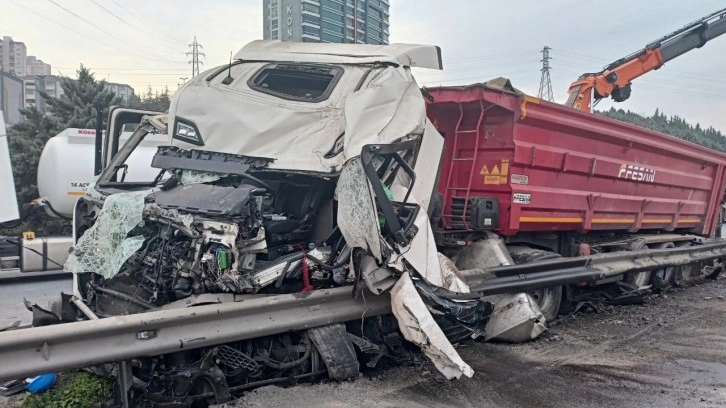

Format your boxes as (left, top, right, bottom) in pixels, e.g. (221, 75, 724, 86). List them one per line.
(37, 127, 168, 217)
(0, 111, 19, 223)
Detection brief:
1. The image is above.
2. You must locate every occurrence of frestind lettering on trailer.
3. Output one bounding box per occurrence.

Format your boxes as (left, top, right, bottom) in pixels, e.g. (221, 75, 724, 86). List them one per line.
(618, 164, 656, 183)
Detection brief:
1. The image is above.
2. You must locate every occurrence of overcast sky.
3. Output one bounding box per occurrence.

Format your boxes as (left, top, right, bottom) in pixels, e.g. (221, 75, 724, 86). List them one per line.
(2, 0, 725, 131)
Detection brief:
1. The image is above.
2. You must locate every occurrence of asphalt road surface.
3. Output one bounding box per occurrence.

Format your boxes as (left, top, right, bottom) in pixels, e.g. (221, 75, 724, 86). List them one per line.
(218, 278, 726, 408)
(0, 272, 72, 329)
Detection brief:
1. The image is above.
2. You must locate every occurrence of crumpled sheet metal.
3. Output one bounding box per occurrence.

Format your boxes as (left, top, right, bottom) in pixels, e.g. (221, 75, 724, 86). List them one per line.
(343, 66, 426, 160)
(390, 273, 474, 380)
(335, 158, 383, 262)
(64, 189, 155, 278)
(484, 293, 547, 343)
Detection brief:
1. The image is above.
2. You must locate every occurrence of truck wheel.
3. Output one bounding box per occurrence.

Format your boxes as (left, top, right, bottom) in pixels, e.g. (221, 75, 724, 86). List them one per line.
(528, 286, 563, 322)
(651, 242, 676, 290)
(507, 246, 563, 321)
(673, 241, 695, 286)
(624, 239, 651, 289)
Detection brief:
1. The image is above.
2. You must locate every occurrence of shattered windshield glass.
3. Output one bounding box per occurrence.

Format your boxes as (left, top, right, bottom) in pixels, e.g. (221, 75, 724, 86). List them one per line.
(65, 189, 153, 278)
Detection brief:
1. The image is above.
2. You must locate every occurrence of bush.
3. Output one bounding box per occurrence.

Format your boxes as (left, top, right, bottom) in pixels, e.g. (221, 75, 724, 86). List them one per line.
(21, 371, 113, 408)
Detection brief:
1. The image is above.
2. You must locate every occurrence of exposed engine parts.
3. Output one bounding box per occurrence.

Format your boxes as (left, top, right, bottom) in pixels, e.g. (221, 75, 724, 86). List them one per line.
(83, 170, 358, 317)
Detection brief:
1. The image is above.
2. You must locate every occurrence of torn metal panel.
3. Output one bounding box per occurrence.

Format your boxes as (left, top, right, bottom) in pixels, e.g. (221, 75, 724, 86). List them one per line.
(385, 119, 468, 292)
(235, 40, 444, 69)
(484, 293, 546, 343)
(343, 66, 426, 160)
(359, 254, 397, 294)
(454, 233, 514, 270)
(387, 193, 469, 293)
(335, 158, 383, 262)
(64, 189, 155, 278)
(392, 120, 445, 213)
(390, 273, 473, 380)
(169, 62, 367, 173)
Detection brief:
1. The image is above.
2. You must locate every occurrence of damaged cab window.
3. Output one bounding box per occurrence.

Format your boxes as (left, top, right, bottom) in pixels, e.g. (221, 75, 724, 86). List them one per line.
(248, 63, 342, 102)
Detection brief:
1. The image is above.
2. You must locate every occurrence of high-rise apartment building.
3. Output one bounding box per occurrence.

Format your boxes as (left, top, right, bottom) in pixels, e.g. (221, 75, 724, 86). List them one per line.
(262, 0, 390, 45)
(26, 56, 52, 76)
(0, 36, 28, 77)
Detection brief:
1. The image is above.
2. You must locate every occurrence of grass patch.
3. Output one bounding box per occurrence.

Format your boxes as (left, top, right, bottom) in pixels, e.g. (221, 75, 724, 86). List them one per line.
(21, 371, 113, 408)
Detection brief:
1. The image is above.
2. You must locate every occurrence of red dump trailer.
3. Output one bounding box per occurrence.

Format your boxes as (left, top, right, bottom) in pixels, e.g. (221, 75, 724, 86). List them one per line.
(426, 81, 726, 240)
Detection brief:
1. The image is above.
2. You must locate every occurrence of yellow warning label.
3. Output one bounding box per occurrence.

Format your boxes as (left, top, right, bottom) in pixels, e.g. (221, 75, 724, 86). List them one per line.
(482, 159, 510, 185)
(23, 231, 36, 240)
(500, 160, 509, 184)
(484, 176, 501, 184)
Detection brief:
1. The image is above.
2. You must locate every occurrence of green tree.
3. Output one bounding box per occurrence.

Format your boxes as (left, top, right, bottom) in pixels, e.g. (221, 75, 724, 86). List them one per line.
(2, 65, 124, 234)
(130, 85, 172, 112)
(597, 107, 726, 152)
(42, 65, 121, 128)
(4, 108, 66, 234)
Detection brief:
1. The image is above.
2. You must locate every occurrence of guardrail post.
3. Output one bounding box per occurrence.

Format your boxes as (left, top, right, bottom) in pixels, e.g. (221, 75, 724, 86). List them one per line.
(118, 360, 132, 408)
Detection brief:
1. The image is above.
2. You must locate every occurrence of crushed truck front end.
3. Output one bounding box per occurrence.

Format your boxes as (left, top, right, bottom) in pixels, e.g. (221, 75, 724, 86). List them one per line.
(54, 40, 492, 404)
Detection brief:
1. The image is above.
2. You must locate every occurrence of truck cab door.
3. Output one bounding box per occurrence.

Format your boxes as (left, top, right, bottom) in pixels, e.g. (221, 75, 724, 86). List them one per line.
(102, 106, 164, 171)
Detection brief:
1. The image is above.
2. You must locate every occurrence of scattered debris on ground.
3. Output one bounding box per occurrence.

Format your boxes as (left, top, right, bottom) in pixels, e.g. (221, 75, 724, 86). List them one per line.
(214, 278, 726, 408)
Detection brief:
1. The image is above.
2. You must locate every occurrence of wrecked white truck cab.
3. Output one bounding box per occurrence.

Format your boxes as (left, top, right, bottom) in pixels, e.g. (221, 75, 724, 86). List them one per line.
(60, 41, 541, 399)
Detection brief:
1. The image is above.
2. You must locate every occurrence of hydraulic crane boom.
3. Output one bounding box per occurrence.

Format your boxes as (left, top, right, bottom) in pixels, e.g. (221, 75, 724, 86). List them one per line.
(566, 7, 726, 112)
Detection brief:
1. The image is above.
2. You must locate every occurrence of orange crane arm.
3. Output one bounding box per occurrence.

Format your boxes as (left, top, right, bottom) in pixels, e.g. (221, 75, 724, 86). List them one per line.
(566, 8, 726, 112)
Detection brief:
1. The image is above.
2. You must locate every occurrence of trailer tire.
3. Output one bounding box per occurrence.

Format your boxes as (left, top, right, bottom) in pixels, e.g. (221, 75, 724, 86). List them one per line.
(673, 241, 695, 286)
(507, 246, 563, 322)
(651, 242, 676, 290)
(624, 239, 651, 290)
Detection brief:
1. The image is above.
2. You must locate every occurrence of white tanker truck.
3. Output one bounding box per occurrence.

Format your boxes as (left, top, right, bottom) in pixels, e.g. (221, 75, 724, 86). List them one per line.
(0, 111, 167, 275)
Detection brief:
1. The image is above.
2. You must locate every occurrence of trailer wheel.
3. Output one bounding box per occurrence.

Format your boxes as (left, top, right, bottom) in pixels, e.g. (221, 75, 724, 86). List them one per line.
(507, 246, 563, 322)
(673, 241, 696, 286)
(624, 239, 651, 289)
(651, 242, 676, 290)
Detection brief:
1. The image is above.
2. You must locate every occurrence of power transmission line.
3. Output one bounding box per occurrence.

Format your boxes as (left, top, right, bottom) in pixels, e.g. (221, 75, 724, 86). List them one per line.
(187, 36, 205, 77)
(88, 0, 187, 53)
(55, 67, 189, 71)
(45, 0, 185, 62)
(109, 0, 187, 46)
(414, 58, 540, 77)
(538, 46, 554, 102)
(8, 0, 185, 65)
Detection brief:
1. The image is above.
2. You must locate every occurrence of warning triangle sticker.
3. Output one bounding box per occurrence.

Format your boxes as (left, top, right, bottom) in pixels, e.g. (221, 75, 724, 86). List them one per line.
(480, 165, 489, 176)
(491, 165, 500, 176)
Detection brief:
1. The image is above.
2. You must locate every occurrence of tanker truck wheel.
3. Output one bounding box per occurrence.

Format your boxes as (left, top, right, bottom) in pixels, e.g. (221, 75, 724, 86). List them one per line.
(651, 242, 676, 290)
(624, 239, 651, 290)
(507, 246, 563, 322)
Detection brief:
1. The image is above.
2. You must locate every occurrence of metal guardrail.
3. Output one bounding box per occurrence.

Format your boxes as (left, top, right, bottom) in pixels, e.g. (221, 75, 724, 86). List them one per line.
(1, 239, 724, 382)
(0, 287, 391, 382)
(443, 240, 726, 299)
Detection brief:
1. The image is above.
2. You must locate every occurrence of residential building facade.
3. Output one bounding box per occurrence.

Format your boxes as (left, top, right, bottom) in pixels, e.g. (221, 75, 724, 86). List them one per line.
(41, 75, 63, 99)
(262, 0, 390, 45)
(26, 56, 52, 76)
(0, 36, 28, 77)
(23, 75, 46, 113)
(0, 72, 24, 125)
(105, 82, 134, 103)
